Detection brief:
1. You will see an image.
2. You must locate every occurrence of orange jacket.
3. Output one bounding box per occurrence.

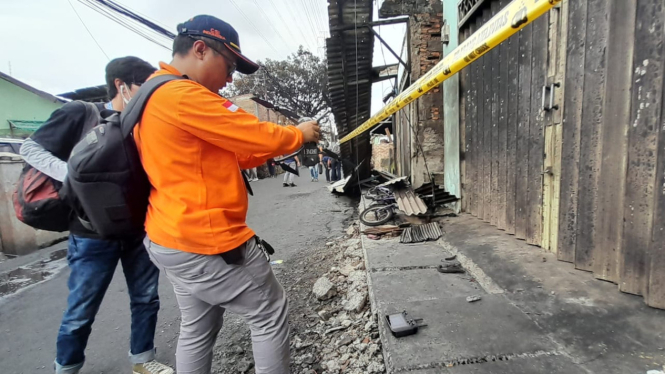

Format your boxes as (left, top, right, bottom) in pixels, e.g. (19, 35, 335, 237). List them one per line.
(135, 62, 303, 254)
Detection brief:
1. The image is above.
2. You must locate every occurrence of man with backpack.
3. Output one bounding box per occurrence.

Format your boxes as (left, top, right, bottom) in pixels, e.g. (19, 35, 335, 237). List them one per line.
(133, 15, 320, 374)
(20, 57, 173, 374)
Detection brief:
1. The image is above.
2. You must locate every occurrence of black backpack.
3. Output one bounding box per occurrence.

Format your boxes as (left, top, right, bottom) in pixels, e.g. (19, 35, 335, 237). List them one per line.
(64, 74, 183, 238)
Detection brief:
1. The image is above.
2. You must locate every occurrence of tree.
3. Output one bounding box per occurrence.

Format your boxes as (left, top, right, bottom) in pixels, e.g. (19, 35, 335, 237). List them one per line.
(222, 47, 335, 141)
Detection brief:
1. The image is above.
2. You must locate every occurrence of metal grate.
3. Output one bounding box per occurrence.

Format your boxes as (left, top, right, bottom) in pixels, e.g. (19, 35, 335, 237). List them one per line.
(458, 0, 487, 29)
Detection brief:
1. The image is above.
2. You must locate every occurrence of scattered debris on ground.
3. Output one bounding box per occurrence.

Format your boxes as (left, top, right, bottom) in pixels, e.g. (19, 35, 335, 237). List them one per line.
(437, 261, 465, 274)
(362, 225, 403, 238)
(466, 295, 482, 303)
(212, 220, 386, 374)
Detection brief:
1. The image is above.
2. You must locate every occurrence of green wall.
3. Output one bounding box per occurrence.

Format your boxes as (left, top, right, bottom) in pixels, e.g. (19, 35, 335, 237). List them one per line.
(0, 77, 63, 137)
(443, 0, 461, 212)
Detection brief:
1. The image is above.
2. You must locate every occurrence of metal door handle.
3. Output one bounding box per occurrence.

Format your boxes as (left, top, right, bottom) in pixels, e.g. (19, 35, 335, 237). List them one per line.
(549, 83, 560, 111)
(542, 83, 561, 111)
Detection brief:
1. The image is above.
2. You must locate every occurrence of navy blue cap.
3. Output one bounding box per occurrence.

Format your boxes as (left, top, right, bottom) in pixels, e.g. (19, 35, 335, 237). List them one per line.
(177, 15, 259, 75)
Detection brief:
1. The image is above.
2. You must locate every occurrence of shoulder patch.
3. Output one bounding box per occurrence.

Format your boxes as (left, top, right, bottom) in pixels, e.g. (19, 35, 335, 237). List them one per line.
(222, 100, 239, 112)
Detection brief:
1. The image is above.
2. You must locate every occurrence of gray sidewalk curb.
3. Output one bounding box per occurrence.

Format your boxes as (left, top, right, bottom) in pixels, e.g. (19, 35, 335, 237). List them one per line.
(436, 236, 504, 295)
(0, 239, 68, 274)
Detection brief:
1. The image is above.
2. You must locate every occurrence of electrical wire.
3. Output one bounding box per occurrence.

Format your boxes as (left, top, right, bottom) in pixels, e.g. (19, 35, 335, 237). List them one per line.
(90, 0, 174, 38)
(297, 0, 321, 51)
(309, 0, 331, 56)
(78, 0, 172, 50)
(67, 0, 110, 60)
(281, 0, 318, 51)
(228, 0, 280, 55)
(251, 0, 295, 50)
(307, 0, 326, 38)
(266, 0, 307, 49)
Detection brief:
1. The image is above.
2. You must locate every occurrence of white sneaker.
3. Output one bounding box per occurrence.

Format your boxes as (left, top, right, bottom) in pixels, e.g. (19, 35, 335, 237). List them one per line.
(133, 360, 174, 374)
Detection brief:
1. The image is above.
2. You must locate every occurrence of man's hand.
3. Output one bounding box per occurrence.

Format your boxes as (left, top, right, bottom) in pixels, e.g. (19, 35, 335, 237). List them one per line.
(297, 120, 320, 143)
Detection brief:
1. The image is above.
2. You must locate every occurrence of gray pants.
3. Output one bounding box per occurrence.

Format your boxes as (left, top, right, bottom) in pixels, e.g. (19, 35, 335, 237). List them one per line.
(283, 162, 296, 184)
(146, 237, 290, 374)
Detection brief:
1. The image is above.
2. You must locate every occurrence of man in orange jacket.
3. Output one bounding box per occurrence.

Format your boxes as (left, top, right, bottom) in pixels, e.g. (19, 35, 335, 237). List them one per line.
(135, 15, 320, 374)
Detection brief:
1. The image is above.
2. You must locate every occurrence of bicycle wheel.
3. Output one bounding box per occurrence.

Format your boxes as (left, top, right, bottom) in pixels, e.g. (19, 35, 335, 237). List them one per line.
(360, 205, 394, 226)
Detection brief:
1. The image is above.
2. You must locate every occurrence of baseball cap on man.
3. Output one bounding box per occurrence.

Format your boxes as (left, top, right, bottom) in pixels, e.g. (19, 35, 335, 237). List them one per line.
(177, 15, 260, 75)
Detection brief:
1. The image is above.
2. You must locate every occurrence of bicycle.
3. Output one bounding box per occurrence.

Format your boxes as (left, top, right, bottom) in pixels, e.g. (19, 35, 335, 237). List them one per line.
(365, 185, 393, 201)
(359, 203, 396, 226)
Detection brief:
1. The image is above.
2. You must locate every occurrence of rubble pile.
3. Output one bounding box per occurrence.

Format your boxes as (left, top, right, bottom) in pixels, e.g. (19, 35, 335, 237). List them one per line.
(291, 223, 386, 374)
(212, 221, 386, 374)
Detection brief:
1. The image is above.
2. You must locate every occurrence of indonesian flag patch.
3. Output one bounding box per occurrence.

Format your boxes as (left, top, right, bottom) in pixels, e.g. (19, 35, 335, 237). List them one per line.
(222, 100, 239, 112)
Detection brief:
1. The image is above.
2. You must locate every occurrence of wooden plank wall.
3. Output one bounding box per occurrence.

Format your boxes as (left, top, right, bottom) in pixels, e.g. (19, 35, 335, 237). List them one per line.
(458, 0, 543, 246)
(527, 11, 548, 245)
(593, 0, 634, 283)
(556, 0, 665, 307)
(458, 0, 665, 308)
(620, 0, 664, 299)
(573, 0, 608, 271)
(557, 0, 586, 263)
(496, 0, 508, 231)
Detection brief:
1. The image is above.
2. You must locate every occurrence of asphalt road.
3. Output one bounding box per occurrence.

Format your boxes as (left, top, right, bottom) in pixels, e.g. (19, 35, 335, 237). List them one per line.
(0, 172, 354, 374)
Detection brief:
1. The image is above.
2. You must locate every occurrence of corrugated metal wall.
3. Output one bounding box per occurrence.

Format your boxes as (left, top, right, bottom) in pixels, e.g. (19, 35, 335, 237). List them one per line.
(459, 0, 665, 309)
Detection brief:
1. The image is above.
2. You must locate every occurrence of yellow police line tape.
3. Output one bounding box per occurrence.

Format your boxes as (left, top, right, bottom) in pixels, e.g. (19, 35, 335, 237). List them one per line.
(340, 0, 562, 144)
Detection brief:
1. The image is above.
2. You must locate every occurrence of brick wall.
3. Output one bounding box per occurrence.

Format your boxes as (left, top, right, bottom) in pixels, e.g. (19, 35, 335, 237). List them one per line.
(380, 0, 445, 187)
(371, 139, 394, 173)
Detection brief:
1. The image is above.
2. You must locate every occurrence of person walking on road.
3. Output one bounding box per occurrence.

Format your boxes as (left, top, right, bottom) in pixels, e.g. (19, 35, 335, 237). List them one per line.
(267, 158, 277, 178)
(282, 155, 300, 187)
(322, 155, 331, 182)
(247, 167, 258, 181)
(328, 142, 342, 181)
(309, 163, 319, 182)
(133, 15, 320, 374)
(20, 57, 173, 374)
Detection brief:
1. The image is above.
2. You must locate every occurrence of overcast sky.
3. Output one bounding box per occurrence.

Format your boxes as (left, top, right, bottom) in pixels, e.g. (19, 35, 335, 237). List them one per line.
(0, 0, 405, 117)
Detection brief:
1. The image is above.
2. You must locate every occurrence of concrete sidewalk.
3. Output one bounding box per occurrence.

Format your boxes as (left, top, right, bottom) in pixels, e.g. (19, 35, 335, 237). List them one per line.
(361, 213, 665, 374)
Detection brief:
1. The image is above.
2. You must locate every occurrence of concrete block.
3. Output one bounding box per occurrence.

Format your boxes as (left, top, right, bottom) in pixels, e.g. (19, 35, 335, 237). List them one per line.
(377, 296, 554, 373)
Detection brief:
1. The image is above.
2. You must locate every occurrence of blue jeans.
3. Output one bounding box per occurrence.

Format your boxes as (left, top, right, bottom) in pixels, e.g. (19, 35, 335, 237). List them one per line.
(55, 234, 160, 373)
(309, 166, 319, 179)
(331, 159, 342, 181)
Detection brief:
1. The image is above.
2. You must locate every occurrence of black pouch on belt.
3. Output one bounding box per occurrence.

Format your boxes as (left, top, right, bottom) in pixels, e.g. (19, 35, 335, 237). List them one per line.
(220, 236, 275, 265)
(220, 244, 245, 265)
